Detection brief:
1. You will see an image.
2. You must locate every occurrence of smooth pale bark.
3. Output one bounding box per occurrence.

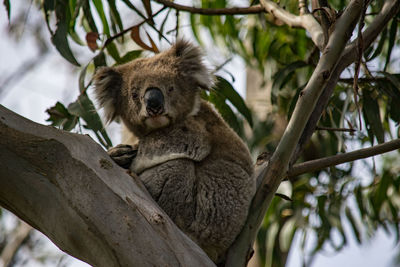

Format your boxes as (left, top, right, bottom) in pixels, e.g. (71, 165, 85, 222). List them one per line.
(0, 105, 215, 267)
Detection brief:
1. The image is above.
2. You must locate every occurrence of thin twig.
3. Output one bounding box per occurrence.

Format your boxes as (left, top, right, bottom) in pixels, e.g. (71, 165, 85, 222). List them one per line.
(288, 138, 400, 177)
(103, 7, 169, 49)
(353, 0, 369, 130)
(316, 126, 356, 132)
(339, 77, 393, 84)
(153, 0, 265, 15)
(214, 57, 233, 72)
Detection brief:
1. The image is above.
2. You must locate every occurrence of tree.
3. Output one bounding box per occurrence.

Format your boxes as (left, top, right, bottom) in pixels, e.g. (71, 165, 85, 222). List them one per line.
(1, 0, 400, 266)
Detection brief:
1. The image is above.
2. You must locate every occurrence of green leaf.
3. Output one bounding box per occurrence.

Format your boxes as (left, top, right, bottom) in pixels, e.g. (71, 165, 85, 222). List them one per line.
(190, 14, 202, 45)
(3, 0, 10, 22)
(108, 0, 123, 34)
(345, 207, 362, 244)
(93, 51, 107, 67)
(279, 218, 296, 252)
(116, 50, 142, 65)
(92, 0, 110, 36)
(46, 102, 78, 131)
(42, 0, 55, 33)
(362, 90, 385, 143)
(366, 26, 387, 61)
(384, 17, 397, 71)
(82, 0, 98, 33)
(120, 0, 146, 20)
(380, 72, 400, 94)
(141, 0, 154, 25)
(51, 1, 80, 66)
(372, 173, 391, 216)
(388, 200, 400, 242)
(207, 90, 243, 137)
(159, 9, 171, 41)
(106, 42, 121, 62)
(355, 186, 366, 218)
(79, 63, 89, 93)
(67, 0, 85, 46)
(379, 72, 400, 123)
(272, 61, 308, 92)
(214, 76, 253, 127)
(68, 93, 112, 148)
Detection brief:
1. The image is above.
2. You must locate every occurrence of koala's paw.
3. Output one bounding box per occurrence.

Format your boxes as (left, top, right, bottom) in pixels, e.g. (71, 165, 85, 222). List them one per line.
(108, 144, 137, 169)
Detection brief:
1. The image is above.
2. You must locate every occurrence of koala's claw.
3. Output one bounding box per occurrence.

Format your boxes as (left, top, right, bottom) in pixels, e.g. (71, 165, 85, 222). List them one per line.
(108, 144, 137, 169)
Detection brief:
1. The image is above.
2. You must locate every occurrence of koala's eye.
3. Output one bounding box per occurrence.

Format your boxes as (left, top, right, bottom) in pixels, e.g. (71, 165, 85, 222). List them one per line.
(168, 87, 174, 92)
(132, 92, 139, 99)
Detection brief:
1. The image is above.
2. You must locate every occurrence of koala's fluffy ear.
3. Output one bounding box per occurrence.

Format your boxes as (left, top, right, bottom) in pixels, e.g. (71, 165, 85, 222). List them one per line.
(172, 40, 214, 89)
(93, 67, 122, 123)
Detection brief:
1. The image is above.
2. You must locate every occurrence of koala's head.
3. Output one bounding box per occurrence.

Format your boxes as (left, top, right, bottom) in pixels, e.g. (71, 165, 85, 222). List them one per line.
(93, 40, 213, 137)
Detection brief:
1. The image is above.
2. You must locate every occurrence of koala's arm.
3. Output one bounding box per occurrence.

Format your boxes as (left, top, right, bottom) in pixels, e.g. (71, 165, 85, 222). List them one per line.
(107, 144, 137, 169)
(131, 121, 211, 174)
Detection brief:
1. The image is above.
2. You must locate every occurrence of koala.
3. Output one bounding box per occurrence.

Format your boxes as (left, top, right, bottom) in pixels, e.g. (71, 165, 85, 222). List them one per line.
(93, 40, 255, 263)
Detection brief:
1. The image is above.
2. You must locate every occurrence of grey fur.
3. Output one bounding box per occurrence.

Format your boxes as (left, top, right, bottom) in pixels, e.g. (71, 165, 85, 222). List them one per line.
(93, 40, 255, 263)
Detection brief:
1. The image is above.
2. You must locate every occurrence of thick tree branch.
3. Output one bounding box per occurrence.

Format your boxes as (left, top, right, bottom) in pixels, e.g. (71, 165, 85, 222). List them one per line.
(0, 105, 215, 267)
(288, 138, 400, 177)
(225, 1, 362, 265)
(291, 0, 400, 164)
(153, 0, 265, 15)
(259, 0, 325, 49)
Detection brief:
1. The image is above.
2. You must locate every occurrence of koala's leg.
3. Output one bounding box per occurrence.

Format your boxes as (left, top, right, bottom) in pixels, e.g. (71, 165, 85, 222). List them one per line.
(190, 159, 255, 263)
(139, 159, 197, 232)
(107, 144, 137, 169)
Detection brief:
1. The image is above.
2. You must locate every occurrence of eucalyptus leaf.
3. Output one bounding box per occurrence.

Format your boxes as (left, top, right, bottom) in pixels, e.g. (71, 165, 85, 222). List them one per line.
(82, 0, 98, 33)
(92, 0, 110, 36)
(68, 93, 112, 148)
(208, 90, 243, 137)
(3, 0, 10, 22)
(384, 17, 398, 71)
(272, 61, 308, 92)
(214, 76, 253, 127)
(362, 90, 385, 143)
(46, 102, 78, 131)
(51, 1, 80, 66)
(345, 207, 362, 244)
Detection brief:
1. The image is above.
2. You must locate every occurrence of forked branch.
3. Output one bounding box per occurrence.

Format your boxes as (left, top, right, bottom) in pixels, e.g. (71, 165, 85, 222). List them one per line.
(259, 0, 325, 49)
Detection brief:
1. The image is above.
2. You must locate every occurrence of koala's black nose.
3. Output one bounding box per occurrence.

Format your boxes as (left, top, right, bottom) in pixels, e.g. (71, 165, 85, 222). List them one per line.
(144, 87, 164, 116)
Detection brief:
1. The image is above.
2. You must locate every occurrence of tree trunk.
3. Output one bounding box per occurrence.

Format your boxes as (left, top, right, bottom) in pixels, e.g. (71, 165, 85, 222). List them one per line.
(0, 105, 215, 267)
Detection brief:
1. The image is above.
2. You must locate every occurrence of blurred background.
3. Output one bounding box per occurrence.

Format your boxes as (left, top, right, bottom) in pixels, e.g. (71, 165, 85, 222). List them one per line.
(1, 0, 400, 266)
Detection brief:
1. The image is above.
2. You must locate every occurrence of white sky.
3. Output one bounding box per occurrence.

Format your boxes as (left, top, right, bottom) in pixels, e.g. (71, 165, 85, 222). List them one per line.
(0, 2, 399, 267)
